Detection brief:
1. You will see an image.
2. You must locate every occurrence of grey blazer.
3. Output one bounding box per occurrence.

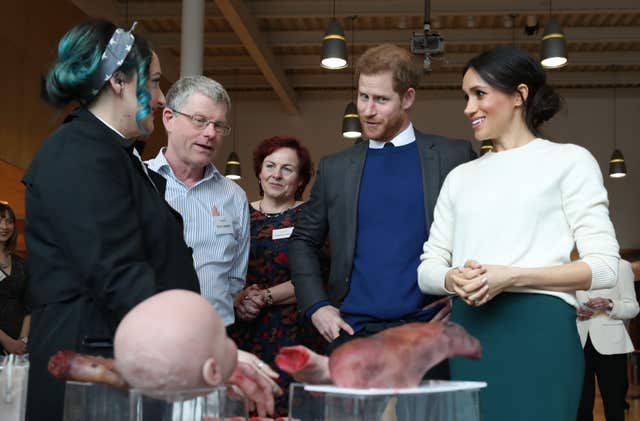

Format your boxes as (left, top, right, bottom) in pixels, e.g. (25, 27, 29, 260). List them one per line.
(290, 130, 476, 314)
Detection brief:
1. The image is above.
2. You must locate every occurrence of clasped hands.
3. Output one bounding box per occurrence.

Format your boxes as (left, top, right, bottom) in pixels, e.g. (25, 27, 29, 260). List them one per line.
(577, 297, 612, 321)
(234, 284, 268, 322)
(446, 260, 515, 307)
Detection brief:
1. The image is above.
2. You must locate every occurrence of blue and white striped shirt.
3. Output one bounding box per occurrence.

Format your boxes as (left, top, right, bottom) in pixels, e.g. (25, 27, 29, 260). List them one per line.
(147, 149, 250, 325)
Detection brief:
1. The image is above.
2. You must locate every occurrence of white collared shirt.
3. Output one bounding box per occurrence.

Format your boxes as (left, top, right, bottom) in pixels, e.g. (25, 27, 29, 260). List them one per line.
(147, 149, 250, 325)
(92, 112, 127, 139)
(92, 112, 156, 187)
(368, 123, 416, 149)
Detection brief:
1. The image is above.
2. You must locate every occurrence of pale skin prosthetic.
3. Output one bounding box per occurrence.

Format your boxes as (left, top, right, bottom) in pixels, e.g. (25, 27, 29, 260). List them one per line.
(49, 290, 280, 416)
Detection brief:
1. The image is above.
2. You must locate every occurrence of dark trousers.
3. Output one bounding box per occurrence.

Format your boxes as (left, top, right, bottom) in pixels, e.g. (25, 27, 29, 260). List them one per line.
(327, 319, 451, 380)
(577, 336, 628, 421)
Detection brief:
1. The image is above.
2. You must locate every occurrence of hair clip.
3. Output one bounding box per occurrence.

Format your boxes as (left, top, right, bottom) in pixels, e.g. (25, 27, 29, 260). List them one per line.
(84, 21, 139, 101)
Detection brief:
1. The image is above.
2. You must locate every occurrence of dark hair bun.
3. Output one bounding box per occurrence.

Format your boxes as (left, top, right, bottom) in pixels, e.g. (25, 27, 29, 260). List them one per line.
(464, 47, 565, 136)
(43, 60, 91, 107)
(42, 20, 116, 108)
(527, 84, 562, 131)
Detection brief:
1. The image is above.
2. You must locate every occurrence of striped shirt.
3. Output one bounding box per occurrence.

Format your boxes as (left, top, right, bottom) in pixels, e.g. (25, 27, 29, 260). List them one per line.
(147, 149, 250, 325)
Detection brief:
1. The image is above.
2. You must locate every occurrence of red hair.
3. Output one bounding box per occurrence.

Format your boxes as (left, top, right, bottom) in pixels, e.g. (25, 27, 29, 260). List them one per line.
(253, 136, 314, 200)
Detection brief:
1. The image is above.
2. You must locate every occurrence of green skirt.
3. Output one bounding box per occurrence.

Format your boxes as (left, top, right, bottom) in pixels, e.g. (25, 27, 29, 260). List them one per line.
(450, 292, 583, 421)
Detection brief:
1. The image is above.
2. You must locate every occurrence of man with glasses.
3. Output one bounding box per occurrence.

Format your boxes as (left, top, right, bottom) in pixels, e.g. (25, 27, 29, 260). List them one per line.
(147, 75, 249, 326)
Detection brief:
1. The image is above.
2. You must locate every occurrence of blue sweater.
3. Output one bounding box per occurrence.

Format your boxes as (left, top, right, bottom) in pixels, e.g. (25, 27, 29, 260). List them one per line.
(341, 142, 439, 331)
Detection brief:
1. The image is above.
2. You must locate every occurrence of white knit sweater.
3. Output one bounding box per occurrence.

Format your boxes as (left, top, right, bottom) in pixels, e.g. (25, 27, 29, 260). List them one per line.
(418, 139, 620, 307)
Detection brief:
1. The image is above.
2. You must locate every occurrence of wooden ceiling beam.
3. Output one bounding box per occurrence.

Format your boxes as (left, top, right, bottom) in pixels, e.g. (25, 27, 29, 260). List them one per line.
(150, 26, 640, 49)
(211, 71, 640, 90)
(67, 0, 181, 83)
(213, 0, 298, 114)
(123, 0, 640, 19)
(203, 51, 640, 71)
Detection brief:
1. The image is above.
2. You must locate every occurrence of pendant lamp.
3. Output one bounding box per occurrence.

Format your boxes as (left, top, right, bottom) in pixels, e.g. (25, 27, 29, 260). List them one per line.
(224, 89, 241, 180)
(480, 140, 493, 156)
(321, 0, 347, 70)
(342, 102, 361, 139)
(225, 151, 242, 180)
(609, 149, 626, 178)
(609, 76, 626, 178)
(342, 16, 362, 139)
(540, 1, 567, 69)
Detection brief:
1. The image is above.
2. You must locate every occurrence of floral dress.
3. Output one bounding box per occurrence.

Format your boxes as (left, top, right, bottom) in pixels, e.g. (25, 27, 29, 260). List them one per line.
(228, 204, 327, 416)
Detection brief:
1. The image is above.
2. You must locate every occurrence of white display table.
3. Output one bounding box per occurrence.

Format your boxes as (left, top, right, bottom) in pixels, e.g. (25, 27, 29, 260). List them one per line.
(62, 382, 247, 421)
(289, 380, 487, 421)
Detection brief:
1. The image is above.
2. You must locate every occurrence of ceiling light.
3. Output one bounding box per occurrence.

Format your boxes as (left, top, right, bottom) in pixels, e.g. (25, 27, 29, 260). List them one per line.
(342, 16, 361, 139)
(540, 1, 567, 69)
(609, 78, 626, 178)
(224, 91, 241, 180)
(321, 0, 347, 70)
(225, 151, 242, 180)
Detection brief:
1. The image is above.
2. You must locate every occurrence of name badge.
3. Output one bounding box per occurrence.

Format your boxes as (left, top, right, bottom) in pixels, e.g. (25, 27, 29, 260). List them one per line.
(214, 216, 234, 235)
(272, 227, 294, 240)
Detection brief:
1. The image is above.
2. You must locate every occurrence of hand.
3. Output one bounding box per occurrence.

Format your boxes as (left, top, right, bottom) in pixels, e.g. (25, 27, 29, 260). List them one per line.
(450, 262, 515, 307)
(234, 285, 266, 321)
(3, 338, 27, 355)
(226, 360, 278, 417)
(237, 350, 280, 382)
(577, 304, 595, 321)
(311, 305, 354, 342)
(585, 297, 613, 312)
(445, 263, 487, 304)
(467, 264, 516, 307)
(423, 296, 452, 322)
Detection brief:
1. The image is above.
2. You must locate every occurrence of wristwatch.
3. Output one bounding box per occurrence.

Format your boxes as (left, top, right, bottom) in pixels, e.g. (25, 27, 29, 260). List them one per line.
(264, 288, 274, 306)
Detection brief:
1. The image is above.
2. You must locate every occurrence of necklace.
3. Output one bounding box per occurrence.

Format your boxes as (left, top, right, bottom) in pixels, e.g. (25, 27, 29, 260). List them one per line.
(258, 200, 296, 217)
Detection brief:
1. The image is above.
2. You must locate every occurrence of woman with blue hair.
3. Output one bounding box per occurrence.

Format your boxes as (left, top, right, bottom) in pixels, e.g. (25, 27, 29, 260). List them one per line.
(22, 20, 200, 420)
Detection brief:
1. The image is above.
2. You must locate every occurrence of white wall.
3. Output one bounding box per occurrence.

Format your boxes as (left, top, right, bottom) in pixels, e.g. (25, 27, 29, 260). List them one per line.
(212, 88, 640, 248)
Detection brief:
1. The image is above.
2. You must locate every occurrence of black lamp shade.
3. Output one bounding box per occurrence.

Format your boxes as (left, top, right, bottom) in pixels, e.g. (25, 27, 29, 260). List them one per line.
(541, 18, 568, 69)
(225, 151, 242, 180)
(342, 102, 362, 139)
(321, 20, 348, 69)
(609, 149, 627, 178)
(479, 140, 494, 156)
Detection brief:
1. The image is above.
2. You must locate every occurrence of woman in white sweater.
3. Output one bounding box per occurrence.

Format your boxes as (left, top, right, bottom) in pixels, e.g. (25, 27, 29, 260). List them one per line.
(418, 47, 620, 420)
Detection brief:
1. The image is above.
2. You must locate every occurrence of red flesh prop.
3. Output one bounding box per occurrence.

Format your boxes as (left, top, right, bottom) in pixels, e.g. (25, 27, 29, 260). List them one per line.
(330, 321, 481, 388)
(275, 346, 331, 384)
(48, 350, 128, 390)
(276, 321, 481, 388)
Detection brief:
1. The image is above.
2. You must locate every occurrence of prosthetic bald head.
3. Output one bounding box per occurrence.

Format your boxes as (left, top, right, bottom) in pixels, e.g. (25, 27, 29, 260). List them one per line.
(114, 290, 238, 390)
